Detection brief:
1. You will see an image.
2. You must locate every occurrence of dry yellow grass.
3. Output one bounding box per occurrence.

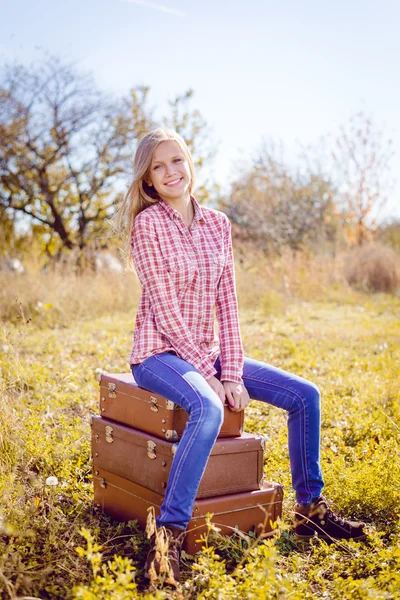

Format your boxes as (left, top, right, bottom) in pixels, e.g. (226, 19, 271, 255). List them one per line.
(1, 247, 371, 328)
(0, 249, 400, 598)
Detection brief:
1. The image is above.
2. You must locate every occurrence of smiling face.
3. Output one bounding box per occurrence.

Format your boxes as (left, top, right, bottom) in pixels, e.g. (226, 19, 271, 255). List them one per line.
(146, 140, 191, 202)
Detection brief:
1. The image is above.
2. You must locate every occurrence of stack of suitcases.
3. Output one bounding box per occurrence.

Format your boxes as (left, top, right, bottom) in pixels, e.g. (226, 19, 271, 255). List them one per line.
(92, 372, 283, 554)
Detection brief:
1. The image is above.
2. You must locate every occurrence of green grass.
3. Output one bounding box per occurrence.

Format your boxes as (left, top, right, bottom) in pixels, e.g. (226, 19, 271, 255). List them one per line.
(0, 291, 399, 599)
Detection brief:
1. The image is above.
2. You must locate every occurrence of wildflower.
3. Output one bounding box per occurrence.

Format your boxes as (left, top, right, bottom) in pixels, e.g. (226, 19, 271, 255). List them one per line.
(45, 476, 59, 486)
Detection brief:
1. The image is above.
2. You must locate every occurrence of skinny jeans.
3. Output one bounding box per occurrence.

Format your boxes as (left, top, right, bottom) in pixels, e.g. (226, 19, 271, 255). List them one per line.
(131, 352, 324, 531)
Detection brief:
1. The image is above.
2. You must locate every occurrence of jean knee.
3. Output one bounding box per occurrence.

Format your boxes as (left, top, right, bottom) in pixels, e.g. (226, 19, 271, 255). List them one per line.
(289, 381, 321, 415)
(192, 396, 224, 439)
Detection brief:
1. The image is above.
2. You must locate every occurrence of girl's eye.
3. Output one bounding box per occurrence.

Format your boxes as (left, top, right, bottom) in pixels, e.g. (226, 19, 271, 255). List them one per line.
(153, 158, 182, 170)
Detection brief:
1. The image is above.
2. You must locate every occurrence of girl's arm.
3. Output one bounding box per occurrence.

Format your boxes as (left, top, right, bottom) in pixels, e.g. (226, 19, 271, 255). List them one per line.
(131, 213, 217, 380)
(215, 215, 244, 383)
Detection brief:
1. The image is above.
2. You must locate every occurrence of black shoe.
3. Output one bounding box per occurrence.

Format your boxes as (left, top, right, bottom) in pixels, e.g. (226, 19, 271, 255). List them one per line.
(294, 496, 366, 542)
(144, 525, 186, 585)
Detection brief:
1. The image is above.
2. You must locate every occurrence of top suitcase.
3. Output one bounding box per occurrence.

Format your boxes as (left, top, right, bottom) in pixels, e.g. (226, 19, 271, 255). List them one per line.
(99, 373, 244, 442)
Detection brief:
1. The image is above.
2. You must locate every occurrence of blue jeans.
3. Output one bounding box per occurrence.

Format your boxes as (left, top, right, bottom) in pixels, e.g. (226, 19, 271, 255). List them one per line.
(131, 352, 324, 530)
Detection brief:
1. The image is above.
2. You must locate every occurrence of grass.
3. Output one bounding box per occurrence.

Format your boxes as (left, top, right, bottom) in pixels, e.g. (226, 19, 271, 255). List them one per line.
(0, 263, 399, 599)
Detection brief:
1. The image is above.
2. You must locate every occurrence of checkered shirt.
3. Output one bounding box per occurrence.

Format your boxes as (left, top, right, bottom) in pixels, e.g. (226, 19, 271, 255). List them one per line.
(129, 194, 244, 382)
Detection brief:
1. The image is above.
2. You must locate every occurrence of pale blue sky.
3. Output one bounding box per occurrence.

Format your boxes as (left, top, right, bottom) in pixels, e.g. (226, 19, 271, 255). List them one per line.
(1, 0, 399, 218)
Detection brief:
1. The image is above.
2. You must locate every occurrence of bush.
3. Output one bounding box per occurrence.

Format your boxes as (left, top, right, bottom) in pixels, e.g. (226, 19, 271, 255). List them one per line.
(343, 243, 400, 294)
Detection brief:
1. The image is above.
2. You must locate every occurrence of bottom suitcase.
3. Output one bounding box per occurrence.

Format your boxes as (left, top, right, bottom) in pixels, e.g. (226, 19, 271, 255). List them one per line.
(93, 468, 283, 554)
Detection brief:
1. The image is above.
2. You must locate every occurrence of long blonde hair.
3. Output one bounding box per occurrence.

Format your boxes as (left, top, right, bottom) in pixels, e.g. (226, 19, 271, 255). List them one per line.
(110, 126, 196, 270)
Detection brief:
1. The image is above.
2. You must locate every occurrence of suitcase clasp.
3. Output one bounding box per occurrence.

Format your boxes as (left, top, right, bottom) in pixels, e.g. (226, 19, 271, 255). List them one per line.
(150, 396, 159, 412)
(108, 382, 117, 399)
(99, 477, 107, 489)
(165, 429, 179, 442)
(171, 442, 179, 456)
(165, 400, 177, 411)
(147, 440, 157, 459)
(105, 425, 114, 443)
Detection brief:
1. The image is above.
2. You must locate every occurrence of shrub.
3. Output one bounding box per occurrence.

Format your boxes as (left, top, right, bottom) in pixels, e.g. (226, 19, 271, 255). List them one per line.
(343, 243, 400, 294)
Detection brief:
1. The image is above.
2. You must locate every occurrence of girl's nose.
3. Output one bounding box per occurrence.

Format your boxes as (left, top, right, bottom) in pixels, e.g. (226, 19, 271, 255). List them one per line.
(166, 163, 177, 175)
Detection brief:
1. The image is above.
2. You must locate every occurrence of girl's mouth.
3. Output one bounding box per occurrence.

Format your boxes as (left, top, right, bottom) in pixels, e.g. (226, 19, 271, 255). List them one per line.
(164, 178, 183, 187)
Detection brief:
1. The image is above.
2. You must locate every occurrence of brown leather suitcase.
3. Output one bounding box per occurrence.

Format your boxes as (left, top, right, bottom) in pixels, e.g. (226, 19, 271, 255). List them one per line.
(99, 373, 244, 441)
(93, 467, 283, 554)
(91, 416, 265, 498)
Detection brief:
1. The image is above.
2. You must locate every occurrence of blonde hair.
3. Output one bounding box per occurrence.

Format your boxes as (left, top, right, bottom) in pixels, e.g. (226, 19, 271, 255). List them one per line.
(110, 126, 196, 270)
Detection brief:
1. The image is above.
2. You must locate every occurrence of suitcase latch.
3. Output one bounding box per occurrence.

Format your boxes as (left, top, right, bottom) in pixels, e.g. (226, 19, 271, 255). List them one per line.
(99, 477, 107, 489)
(108, 382, 117, 399)
(165, 400, 177, 411)
(150, 396, 159, 412)
(165, 429, 179, 442)
(147, 440, 157, 459)
(171, 442, 179, 456)
(105, 425, 114, 443)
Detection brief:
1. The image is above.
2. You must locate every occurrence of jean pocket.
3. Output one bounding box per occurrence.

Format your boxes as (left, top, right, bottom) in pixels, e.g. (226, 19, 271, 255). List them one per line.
(132, 361, 144, 381)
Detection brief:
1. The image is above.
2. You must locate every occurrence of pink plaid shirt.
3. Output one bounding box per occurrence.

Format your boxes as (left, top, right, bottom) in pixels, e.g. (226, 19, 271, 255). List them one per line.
(129, 195, 244, 383)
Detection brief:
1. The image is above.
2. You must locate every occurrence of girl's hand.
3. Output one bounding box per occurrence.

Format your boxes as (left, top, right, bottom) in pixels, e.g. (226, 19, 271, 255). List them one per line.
(223, 381, 250, 412)
(205, 375, 226, 405)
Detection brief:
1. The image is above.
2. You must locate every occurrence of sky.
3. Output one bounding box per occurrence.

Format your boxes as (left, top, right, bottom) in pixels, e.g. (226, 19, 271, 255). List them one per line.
(1, 0, 399, 219)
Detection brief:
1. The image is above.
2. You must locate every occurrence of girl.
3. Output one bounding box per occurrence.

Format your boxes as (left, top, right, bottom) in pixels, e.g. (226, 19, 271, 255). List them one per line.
(113, 127, 365, 583)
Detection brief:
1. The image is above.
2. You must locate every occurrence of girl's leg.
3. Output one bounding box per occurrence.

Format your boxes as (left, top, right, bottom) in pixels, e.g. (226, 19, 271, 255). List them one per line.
(132, 352, 224, 530)
(213, 355, 324, 506)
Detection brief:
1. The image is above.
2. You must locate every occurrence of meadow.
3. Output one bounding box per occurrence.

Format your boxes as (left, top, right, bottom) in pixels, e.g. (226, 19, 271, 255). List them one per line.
(0, 253, 399, 599)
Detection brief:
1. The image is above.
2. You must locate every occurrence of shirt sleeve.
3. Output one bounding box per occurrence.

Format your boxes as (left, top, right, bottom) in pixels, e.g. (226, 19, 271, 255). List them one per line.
(215, 215, 244, 383)
(131, 213, 217, 380)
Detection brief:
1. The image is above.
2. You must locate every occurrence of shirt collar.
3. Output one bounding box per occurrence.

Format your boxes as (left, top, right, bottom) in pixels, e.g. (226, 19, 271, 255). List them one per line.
(159, 194, 207, 223)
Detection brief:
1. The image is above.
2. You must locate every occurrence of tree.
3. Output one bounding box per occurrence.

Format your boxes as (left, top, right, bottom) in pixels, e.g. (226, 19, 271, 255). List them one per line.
(377, 217, 400, 252)
(0, 54, 151, 261)
(331, 111, 395, 246)
(0, 205, 17, 257)
(0, 55, 216, 266)
(220, 139, 336, 254)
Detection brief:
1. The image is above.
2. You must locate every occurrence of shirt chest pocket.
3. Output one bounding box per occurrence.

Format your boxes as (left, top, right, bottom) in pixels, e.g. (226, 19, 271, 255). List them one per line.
(211, 254, 225, 284)
(164, 255, 196, 292)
